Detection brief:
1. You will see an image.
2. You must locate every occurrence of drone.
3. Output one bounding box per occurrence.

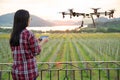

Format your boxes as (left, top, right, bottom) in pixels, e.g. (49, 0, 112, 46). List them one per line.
(60, 8, 115, 28)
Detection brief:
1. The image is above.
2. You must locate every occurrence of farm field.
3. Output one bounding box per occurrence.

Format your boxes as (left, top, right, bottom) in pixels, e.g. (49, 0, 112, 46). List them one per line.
(0, 33, 120, 80)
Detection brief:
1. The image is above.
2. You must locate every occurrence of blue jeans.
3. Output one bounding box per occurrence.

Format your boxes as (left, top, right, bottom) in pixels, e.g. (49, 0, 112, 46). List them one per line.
(34, 78, 36, 80)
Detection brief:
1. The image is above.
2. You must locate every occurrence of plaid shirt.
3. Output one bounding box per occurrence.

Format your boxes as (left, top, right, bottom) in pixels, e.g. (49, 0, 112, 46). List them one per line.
(10, 29, 41, 80)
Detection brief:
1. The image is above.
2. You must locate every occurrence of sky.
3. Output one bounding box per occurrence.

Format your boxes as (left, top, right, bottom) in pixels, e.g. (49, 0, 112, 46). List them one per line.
(0, 0, 120, 20)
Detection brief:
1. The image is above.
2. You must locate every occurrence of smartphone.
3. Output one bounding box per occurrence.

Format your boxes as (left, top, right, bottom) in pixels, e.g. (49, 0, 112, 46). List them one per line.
(39, 36, 48, 41)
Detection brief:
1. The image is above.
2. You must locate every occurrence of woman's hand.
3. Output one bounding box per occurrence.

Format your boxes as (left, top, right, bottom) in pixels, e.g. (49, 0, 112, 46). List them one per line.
(38, 38, 48, 46)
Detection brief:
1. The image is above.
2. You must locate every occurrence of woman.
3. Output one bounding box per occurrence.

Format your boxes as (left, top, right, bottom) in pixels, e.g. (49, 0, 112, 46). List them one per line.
(9, 9, 48, 80)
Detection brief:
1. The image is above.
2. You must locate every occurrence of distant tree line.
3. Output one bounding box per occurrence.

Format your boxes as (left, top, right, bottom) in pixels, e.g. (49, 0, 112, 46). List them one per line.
(0, 27, 120, 33)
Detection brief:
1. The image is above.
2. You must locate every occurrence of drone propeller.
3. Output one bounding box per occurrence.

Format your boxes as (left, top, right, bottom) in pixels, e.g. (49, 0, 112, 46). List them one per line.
(109, 9, 115, 11)
(109, 9, 115, 14)
(108, 9, 115, 18)
(91, 8, 101, 14)
(59, 12, 66, 18)
(91, 8, 101, 9)
(68, 9, 74, 18)
(68, 9, 74, 12)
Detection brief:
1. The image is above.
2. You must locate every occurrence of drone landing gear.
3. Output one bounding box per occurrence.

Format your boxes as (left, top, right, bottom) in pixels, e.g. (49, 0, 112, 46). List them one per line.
(74, 20, 84, 31)
(79, 20, 84, 28)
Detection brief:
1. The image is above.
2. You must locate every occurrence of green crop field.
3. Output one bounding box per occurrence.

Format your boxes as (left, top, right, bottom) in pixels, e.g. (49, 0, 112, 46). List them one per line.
(0, 33, 120, 80)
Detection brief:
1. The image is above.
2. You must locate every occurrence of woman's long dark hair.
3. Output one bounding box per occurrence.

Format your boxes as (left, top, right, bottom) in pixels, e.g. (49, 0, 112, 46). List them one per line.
(10, 9, 30, 46)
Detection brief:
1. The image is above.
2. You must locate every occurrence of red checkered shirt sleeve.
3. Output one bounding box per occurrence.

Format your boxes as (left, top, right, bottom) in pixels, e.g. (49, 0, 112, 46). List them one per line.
(28, 31, 41, 56)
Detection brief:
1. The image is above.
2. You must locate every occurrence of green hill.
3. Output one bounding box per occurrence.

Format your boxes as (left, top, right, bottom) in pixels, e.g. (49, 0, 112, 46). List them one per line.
(85, 17, 120, 32)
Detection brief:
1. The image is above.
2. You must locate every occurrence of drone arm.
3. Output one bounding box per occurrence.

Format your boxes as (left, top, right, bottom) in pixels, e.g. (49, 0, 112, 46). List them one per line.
(62, 13, 71, 18)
